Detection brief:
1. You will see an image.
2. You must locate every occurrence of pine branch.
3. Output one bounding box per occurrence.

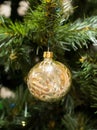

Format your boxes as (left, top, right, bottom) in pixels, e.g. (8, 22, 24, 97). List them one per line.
(55, 16, 97, 50)
(73, 54, 97, 110)
(0, 17, 32, 72)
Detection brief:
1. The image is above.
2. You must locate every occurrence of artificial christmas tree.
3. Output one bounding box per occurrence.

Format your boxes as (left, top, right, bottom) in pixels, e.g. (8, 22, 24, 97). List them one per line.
(0, 0, 97, 130)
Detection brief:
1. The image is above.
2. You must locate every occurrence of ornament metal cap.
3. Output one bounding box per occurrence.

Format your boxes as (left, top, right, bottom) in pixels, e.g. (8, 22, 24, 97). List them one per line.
(43, 51, 53, 58)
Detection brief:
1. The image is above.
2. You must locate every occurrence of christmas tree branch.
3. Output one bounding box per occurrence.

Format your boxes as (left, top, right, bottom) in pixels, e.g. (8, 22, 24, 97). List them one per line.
(55, 16, 97, 50)
(73, 54, 97, 110)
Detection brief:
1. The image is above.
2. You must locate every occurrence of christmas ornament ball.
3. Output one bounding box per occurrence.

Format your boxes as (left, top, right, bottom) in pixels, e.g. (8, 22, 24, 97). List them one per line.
(27, 51, 72, 102)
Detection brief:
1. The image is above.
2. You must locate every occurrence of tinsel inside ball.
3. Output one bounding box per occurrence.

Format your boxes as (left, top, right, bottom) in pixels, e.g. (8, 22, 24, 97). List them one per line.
(27, 52, 72, 102)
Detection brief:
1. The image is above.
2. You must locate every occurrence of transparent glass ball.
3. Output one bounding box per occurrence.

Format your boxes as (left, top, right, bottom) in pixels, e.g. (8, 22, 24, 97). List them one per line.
(27, 52, 72, 102)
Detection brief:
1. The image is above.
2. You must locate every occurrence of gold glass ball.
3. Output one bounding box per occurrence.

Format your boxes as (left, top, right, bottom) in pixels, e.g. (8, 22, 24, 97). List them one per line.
(27, 52, 72, 102)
